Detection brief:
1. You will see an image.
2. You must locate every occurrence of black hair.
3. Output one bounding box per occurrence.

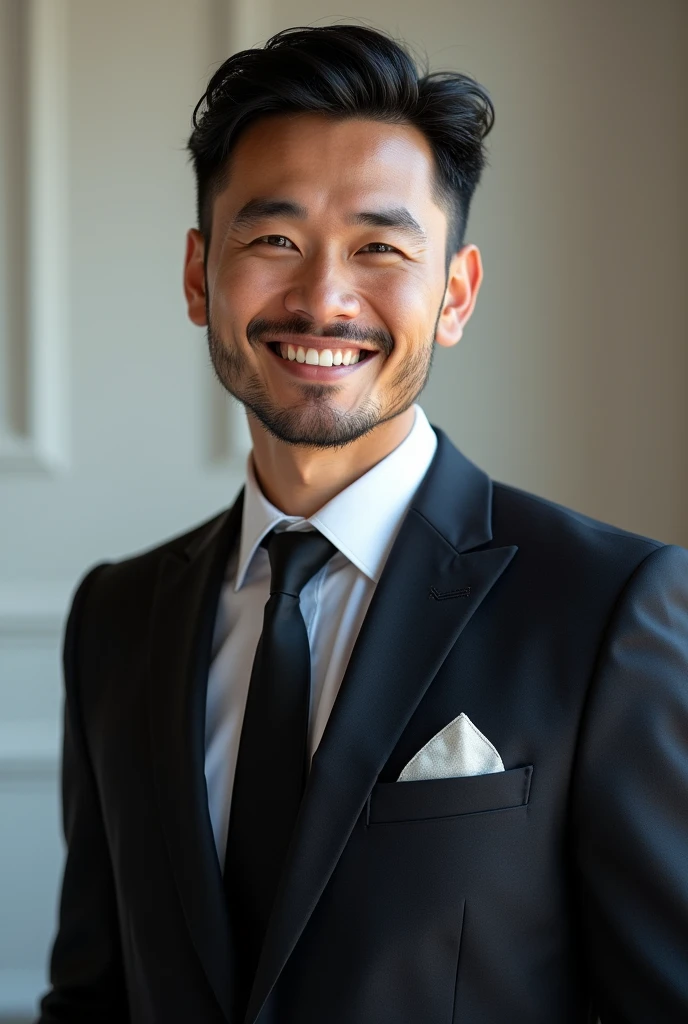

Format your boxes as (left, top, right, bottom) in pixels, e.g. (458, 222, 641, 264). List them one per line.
(187, 24, 494, 264)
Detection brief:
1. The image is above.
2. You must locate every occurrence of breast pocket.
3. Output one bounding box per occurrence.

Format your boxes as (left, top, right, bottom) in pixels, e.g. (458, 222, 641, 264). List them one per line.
(367, 764, 533, 824)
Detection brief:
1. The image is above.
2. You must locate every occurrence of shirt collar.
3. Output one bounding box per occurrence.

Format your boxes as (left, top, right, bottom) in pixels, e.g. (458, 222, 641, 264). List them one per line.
(234, 403, 438, 591)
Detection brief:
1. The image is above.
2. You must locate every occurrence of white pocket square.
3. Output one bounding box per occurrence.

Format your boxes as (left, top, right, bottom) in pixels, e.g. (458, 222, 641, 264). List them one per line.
(397, 713, 505, 782)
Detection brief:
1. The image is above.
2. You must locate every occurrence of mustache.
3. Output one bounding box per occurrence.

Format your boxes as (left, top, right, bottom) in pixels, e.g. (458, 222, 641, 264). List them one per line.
(246, 316, 394, 356)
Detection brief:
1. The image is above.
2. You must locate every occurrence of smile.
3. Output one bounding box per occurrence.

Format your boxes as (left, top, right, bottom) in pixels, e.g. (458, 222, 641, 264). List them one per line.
(274, 342, 371, 366)
(265, 341, 378, 380)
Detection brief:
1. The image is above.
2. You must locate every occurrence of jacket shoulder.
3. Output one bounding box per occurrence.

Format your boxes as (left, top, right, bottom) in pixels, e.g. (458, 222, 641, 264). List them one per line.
(69, 504, 233, 629)
(491, 479, 669, 570)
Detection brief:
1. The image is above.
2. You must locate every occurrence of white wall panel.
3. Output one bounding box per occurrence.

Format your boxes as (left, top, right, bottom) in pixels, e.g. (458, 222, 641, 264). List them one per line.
(0, 0, 69, 473)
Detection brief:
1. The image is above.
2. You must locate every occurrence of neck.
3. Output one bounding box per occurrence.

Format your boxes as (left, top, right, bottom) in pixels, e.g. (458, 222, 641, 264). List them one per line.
(247, 407, 416, 518)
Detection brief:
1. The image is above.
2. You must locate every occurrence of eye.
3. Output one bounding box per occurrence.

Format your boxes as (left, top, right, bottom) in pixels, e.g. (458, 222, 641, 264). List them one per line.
(358, 242, 402, 255)
(254, 235, 296, 249)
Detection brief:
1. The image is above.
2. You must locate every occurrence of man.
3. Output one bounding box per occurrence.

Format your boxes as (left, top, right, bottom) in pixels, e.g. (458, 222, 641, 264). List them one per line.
(38, 23, 688, 1024)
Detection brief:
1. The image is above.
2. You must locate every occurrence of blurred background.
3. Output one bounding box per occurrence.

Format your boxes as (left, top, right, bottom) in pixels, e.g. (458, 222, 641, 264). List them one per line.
(0, 0, 686, 1018)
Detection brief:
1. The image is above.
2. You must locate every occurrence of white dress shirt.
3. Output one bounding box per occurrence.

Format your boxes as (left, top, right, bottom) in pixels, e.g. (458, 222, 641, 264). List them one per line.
(204, 403, 438, 861)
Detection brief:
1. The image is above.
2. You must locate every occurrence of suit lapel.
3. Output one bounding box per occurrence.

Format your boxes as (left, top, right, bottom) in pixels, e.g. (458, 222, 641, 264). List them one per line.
(245, 428, 518, 1023)
(148, 492, 244, 1023)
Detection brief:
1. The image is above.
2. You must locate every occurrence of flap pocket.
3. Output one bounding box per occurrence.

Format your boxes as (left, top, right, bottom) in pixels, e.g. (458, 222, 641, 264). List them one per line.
(367, 764, 533, 824)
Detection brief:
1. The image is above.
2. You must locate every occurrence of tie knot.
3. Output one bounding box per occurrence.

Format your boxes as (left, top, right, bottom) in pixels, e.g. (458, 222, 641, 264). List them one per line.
(261, 529, 337, 598)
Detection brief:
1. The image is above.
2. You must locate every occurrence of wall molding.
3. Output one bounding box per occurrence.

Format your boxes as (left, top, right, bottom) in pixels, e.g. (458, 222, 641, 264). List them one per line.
(0, 0, 69, 474)
(0, 585, 67, 779)
(0, 967, 44, 1019)
(207, 386, 253, 468)
(227, 0, 271, 51)
(0, 581, 71, 640)
(202, 0, 270, 471)
(0, 721, 59, 778)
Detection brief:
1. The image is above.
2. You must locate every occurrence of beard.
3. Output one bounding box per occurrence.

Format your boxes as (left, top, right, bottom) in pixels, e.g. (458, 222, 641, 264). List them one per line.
(206, 311, 438, 451)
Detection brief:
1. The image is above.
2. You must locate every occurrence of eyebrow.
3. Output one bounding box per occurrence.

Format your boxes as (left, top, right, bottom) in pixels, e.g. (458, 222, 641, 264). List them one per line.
(348, 207, 427, 244)
(231, 197, 428, 244)
(231, 198, 308, 229)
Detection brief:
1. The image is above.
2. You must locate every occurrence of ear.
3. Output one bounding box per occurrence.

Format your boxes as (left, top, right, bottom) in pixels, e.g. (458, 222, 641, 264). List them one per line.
(435, 243, 483, 348)
(183, 228, 208, 327)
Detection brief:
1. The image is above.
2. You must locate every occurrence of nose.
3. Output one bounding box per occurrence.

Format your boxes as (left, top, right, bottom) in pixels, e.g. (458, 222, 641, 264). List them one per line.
(283, 257, 361, 323)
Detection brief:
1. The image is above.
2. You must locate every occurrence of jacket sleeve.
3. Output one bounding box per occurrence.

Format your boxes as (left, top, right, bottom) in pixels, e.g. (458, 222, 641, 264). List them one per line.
(571, 543, 688, 1022)
(36, 563, 130, 1023)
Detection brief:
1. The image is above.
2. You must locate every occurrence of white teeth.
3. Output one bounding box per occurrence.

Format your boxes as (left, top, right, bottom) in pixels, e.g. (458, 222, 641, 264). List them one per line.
(278, 344, 366, 366)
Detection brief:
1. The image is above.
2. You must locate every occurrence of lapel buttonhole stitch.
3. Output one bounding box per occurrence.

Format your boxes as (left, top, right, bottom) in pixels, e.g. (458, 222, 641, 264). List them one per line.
(429, 585, 472, 601)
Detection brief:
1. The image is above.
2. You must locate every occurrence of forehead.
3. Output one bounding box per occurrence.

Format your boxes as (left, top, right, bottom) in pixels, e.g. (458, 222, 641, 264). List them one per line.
(215, 113, 443, 225)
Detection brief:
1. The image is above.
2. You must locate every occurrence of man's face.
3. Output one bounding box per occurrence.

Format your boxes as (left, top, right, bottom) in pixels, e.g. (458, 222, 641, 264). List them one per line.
(184, 113, 481, 448)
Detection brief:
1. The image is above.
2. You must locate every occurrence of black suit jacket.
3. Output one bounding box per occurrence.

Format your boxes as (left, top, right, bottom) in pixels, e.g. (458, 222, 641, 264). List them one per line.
(38, 426, 688, 1023)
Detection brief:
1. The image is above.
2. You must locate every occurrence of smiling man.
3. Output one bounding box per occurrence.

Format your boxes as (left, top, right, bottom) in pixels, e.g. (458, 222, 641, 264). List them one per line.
(38, 23, 688, 1024)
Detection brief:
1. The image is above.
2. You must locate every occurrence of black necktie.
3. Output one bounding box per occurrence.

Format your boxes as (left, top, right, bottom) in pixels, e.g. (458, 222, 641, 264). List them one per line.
(223, 527, 337, 1005)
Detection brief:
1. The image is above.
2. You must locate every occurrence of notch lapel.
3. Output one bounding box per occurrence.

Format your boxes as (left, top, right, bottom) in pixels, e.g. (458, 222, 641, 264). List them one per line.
(148, 492, 244, 1023)
(244, 428, 518, 1023)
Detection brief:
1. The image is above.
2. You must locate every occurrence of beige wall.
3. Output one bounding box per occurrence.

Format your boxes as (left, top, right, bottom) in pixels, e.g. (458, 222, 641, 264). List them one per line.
(0, 0, 686, 1016)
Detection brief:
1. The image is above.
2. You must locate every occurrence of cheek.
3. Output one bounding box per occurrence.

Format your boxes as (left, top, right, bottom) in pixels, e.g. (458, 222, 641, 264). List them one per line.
(364, 270, 438, 332)
(212, 257, 286, 318)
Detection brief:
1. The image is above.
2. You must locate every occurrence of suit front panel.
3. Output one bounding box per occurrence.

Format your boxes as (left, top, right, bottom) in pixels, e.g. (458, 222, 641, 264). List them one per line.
(274, 769, 582, 1024)
(74, 496, 654, 1024)
(88, 691, 220, 1024)
(266, 495, 657, 1023)
(68, 520, 595, 1024)
(270, 660, 584, 1024)
(70, 557, 228, 1024)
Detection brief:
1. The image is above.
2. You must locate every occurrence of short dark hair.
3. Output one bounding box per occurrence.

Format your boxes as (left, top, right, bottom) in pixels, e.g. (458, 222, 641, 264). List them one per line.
(187, 24, 494, 264)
